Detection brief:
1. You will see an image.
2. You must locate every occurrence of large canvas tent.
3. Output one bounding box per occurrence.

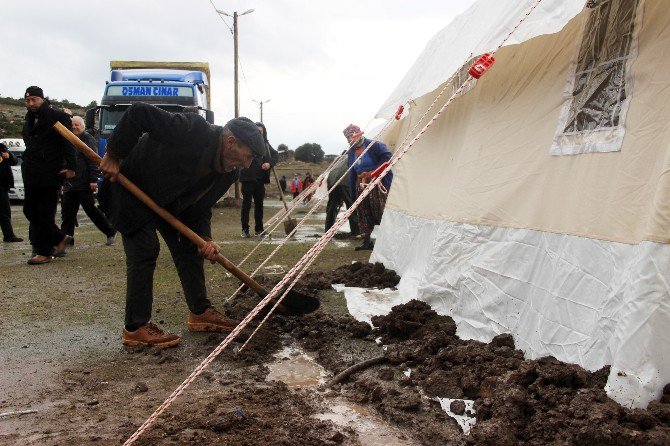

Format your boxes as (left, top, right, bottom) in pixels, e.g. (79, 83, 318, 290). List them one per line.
(369, 0, 669, 408)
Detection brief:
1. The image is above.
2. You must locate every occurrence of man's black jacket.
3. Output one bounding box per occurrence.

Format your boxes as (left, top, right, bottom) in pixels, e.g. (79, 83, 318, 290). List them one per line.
(0, 143, 18, 190)
(66, 132, 100, 191)
(239, 143, 278, 183)
(21, 102, 76, 188)
(99, 103, 238, 236)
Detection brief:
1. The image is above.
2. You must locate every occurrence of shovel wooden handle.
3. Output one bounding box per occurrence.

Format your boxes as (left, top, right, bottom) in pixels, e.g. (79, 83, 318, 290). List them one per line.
(53, 122, 267, 295)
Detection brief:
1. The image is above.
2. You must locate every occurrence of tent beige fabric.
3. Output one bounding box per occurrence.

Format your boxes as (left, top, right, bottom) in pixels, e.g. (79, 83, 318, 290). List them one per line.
(381, 0, 670, 245)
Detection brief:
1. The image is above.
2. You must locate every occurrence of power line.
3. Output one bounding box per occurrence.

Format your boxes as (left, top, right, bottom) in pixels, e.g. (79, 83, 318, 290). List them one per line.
(206, 0, 233, 34)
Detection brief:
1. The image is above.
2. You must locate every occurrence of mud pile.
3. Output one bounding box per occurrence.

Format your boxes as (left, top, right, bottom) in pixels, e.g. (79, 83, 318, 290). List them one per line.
(344, 300, 670, 446)
(199, 272, 670, 446)
(299, 261, 401, 290)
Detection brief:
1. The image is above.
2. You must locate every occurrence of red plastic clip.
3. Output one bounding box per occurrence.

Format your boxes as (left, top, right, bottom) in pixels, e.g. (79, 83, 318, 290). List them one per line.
(394, 105, 404, 120)
(370, 161, 390, 179)
(468, 53, 495, 79)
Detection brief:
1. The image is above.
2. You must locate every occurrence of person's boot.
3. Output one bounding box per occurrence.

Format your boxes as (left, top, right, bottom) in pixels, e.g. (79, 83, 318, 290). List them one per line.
(53, 235, 72, 258)
(188, 307, 239, 333)
(355, 235, 374, 251)
(27, 254, 52, 265)
(105, 233, 116, 246)
(3, 235, 23, 242)
(122, 322, 181, 348)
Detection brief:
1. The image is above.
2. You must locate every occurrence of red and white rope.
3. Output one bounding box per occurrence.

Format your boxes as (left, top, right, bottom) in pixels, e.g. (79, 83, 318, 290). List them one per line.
(123, 1, 545, 443)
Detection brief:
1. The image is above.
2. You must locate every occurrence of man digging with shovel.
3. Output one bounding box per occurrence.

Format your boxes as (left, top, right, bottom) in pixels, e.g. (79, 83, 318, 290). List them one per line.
(98, 103, 266, 348)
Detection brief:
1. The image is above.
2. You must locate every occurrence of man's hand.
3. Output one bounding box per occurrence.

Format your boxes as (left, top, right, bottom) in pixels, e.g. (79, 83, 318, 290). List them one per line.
(1, 152, 8, 160)
(60, 169, 76, 179)
(90, 182, 98, 192)
(100, 153, 121, 182)
(198, 240, 221, 264)
(261, 162, 270, 170)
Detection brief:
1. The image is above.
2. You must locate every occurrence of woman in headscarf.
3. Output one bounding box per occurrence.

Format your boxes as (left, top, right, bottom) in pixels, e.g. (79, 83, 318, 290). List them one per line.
(342, 124, 393, 251)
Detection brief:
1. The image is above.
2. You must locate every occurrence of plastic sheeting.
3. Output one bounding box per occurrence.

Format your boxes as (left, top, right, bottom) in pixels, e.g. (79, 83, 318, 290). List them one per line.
(550, 0, 643, 155)
(367, 209, 670, 408)
(376, 0, 585, 119)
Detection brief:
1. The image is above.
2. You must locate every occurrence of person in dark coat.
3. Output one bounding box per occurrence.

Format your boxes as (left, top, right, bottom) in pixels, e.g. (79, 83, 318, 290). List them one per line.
(325, 155, 360, 236)
(60, 116, 116, 246)
(239, 122, 279, 237)
(279, 175, 287, 194)
(0, 142, 23, 242)
(21, 86, 76, 264)
(302, 172, 314, 204)
(99, 102, 266, 348)
(343, 124, 393, 251)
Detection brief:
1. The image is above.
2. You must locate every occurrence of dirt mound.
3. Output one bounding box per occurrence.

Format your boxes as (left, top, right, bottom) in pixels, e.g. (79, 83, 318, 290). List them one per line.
(333, 299, 670, 446)
(299, 261, 401, 290)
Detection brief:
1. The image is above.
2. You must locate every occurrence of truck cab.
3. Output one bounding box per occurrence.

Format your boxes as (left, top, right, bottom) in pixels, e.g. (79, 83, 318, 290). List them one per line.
(86, 62, 214, 157)
(0, 138, 25, 201)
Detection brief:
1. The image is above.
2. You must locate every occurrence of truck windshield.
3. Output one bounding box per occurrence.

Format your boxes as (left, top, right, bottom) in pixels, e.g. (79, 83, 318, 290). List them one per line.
(99, 104, 196, 135)
(9, 151, 23, 166)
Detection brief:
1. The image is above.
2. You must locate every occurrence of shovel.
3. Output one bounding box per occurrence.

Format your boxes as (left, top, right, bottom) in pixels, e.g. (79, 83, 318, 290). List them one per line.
(270, 166, 297, 235)
(266, 144, 297, 235)
(53, 122, 319, 316)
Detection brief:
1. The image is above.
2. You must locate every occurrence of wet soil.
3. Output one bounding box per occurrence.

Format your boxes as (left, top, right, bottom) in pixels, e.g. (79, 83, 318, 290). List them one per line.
(4, 260, 670, 445)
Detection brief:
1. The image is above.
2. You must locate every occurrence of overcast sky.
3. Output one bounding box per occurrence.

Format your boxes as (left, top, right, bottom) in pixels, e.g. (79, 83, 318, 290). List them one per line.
(0, 0, 475, 153)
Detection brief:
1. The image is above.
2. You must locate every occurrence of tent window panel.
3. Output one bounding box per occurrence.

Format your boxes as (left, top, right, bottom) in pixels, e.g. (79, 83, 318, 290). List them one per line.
(551, 0, 641, 156)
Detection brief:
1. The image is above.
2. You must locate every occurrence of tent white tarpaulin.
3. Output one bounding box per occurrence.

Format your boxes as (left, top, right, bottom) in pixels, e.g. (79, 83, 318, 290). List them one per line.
(365, 0, 670, 408)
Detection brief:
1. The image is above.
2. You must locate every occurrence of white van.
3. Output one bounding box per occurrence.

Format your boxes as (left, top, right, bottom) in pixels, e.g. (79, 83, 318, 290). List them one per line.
(0, 138, 25, 201)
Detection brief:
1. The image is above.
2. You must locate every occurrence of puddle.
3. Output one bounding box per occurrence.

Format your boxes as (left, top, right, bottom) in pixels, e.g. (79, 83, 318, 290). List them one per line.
(262, 264, 286, 275)
(266, 345, 418, 445)
(314, 398, 417, 446)
(266, 346, 329, 388)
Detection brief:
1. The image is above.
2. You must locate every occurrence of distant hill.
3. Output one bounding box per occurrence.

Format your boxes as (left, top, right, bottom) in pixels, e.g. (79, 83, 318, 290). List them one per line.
(0, 96, 93, 139)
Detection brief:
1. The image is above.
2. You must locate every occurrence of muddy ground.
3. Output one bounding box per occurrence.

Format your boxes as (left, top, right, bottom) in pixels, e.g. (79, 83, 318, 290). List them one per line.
(3, 204, 670, 445)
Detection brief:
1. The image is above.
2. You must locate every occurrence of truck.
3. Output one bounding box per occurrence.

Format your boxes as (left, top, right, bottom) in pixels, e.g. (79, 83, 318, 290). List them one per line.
(85, 61, 214, 157)
(0, 138, 26, 201)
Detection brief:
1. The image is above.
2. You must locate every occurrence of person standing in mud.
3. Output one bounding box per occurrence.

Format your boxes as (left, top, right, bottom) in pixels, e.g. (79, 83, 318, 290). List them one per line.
(279, 175, 287, 195)
(60, 116, 117, 246)
(0, 142, 23, 242)
(239, 122, 278, 238)
(290, 173, 302, 199)
(325, 154, 360, 236)
(21, 86, 76, 265)
(99, 103, 266, 348)
(302, 172, 314, 204)
(342, 124, 393, 251)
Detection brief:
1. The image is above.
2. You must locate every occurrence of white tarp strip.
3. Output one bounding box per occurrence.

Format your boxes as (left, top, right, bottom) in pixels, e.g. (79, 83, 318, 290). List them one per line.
(359, 208, 670, 408)
(376, 0, 585, 119)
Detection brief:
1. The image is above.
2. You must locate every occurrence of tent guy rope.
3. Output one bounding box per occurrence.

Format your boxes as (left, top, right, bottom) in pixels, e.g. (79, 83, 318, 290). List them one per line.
(122, 1, 545, 443)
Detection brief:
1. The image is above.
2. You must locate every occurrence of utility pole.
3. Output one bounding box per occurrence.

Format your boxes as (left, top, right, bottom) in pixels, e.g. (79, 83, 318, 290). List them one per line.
(217, 8, 254, 198)
(253, 99, 271, 123)
(233, 11, 239, 117)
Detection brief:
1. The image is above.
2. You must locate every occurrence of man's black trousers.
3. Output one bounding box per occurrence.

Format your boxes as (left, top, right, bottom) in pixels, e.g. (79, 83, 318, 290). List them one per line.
(0, 187, 17, 240)
(325, 185, 360, 235)
(121, 217, 211, 330)
(23, 186, 66, 256)
(61, 189, 116, 239)
(241, 180, 266, 233)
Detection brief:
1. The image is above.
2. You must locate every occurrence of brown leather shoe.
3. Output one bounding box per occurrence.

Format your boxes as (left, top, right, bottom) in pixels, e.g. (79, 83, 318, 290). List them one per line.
(122, 322, 181, 348)
(27, 255, 53, 265)
(53, 235, 72, 258)
(188, 307, 239, 333)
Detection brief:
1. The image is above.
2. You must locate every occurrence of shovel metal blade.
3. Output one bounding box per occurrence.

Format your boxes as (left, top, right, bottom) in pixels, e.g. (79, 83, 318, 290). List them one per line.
(258, 288, 320, 316)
